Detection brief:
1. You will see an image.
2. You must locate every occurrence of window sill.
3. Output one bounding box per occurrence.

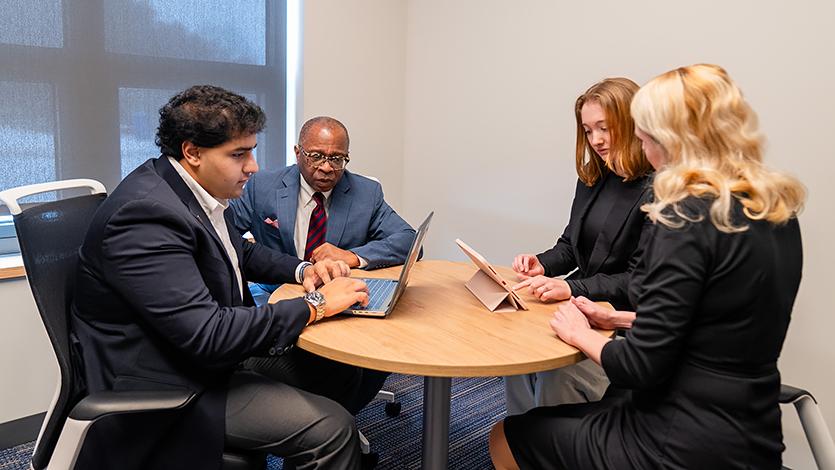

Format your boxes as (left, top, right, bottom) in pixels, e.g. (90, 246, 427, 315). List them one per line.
(0, 255, 25, 280)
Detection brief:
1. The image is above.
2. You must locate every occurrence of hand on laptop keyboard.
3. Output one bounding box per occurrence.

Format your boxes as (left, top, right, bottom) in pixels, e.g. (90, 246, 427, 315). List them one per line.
(317, 277, 370, 317)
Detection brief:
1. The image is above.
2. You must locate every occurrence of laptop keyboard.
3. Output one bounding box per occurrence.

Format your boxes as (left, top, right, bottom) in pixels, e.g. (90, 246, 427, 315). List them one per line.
(352, 278, 397, 310)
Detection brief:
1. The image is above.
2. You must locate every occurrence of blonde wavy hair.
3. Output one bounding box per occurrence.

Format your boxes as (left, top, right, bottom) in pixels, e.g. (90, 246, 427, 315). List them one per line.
(631, 64, 805, 232)
(575, 78, 653, 186)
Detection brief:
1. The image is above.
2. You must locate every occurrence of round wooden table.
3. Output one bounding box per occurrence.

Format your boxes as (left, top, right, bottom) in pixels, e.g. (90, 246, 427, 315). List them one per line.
(270, 259, 613, 470)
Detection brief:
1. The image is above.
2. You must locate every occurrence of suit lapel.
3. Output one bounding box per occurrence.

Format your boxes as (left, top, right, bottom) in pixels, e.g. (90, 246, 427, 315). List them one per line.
(326, 172, 352, 246)
(155, 157, 242, 303)
(571, 178, 606, 270)
(276, 167, 300, 256)
(585, 177, 648, 274)
(155, 157, 226, 252)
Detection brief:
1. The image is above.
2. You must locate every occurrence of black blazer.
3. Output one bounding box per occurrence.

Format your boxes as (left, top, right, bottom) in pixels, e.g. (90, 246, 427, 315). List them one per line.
(70, 157, 310, 469)
(599, 197, 802, 468)
(537, 173, 651, 309)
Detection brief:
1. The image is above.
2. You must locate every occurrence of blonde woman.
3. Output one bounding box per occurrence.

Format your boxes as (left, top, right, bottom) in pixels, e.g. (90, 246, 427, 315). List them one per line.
(491, 64, 805, 469)
(506, 78, 653, 415)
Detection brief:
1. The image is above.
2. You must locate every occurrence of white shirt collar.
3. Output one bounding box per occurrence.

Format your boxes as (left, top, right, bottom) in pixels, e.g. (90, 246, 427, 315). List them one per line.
(168, 156, 229, 214)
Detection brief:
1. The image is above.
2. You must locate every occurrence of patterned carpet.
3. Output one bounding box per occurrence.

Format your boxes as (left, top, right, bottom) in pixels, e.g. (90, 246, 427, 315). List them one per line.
(0, 374, 506, 469)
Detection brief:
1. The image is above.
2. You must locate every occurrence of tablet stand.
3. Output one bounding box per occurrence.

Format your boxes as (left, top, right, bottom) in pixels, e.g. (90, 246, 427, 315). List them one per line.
(464, 269, 525, 312)
(455, 238, 528, 312)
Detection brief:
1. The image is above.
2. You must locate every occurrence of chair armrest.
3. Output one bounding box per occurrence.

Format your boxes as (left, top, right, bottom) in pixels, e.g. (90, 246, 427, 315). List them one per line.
(780, 384, 817, 405)
(69, 389, 196, 421)
(780, 384, 835, 469)
(48, 390, 196, 469)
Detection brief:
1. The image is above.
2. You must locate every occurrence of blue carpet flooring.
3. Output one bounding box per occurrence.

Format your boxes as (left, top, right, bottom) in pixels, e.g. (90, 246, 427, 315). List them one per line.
(0, 374, 506, 469)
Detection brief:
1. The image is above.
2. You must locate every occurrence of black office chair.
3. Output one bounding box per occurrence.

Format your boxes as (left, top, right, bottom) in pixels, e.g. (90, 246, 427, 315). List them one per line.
(0, 179, 263, 470)
(780, 384, 835, 470)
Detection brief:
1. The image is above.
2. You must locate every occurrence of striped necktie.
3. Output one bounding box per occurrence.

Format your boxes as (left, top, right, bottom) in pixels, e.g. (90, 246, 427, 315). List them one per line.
(304, 192, 327, 261)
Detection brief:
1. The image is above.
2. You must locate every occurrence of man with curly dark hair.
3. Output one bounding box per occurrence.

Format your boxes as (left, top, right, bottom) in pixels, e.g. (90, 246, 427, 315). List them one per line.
(71, 85, 369, 469)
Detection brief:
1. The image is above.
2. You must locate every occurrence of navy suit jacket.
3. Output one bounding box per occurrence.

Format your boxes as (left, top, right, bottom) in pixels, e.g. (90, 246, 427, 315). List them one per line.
(537, 173, 651, 310)
(71, 156, 310, 469)
(230, 165, 415, 270)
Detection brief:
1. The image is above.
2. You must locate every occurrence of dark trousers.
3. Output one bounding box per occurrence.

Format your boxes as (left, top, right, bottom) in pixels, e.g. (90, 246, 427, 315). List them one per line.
(225, 370, 362, 470)
(246, 347, 390, 415)
(248, 282, 390, 415)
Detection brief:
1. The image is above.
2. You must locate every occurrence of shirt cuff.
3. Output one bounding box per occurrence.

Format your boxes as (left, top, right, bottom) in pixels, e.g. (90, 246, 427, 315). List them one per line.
(295, 261, 312, 284)
(356, 254, 368, 269)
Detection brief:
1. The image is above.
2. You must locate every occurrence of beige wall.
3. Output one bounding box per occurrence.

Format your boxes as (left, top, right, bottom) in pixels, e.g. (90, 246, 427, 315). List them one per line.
(0, 277, 57, 423)
(301, 0, 408, 212)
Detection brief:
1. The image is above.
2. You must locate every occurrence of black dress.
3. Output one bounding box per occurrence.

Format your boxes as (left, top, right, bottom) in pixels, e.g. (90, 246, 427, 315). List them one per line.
(537, 171, 651, 310)
(505, 196, 803, 469)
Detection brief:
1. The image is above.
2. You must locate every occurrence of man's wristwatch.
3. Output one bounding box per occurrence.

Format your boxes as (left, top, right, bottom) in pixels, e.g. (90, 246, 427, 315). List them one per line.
(304, 290, 326, 323)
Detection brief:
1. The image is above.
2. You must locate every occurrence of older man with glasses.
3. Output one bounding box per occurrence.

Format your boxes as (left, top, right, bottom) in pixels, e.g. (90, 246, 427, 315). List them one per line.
(230, 115, 414, 416)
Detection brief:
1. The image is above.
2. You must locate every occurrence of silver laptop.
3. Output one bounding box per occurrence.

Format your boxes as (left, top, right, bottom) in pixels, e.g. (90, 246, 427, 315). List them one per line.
(344, 212, 433, 317)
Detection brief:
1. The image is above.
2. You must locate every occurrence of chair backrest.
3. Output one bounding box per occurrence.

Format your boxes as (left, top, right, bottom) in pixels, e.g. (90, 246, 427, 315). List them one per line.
(0, 179, 106, 469)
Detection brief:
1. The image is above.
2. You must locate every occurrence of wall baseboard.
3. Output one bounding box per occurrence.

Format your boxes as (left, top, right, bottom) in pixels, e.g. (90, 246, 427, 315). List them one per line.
(0, 412, 45, 449)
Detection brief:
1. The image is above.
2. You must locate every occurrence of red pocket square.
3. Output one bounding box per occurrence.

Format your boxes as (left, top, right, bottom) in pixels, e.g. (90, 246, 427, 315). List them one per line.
(264, 217, 279, 229)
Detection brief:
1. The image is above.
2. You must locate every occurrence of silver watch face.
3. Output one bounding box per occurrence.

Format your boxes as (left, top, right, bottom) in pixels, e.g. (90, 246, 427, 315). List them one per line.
(304, 290, 325, 306)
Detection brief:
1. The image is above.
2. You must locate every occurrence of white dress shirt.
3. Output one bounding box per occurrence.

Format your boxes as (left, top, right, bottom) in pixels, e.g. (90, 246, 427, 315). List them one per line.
(169, 156, 244, 301)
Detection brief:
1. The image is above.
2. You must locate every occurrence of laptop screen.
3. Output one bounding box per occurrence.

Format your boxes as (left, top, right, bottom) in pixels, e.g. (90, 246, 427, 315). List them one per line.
(389, 211, 433, 307)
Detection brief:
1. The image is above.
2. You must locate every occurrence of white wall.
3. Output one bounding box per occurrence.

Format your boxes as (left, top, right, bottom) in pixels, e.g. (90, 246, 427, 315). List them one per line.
(301, 0, 408, 211)
(0, 277, 57, 423)
(397, 1, 835, 468)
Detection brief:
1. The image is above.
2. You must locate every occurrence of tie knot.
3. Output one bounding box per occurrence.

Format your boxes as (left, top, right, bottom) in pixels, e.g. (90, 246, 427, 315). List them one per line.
(313, 192, 324, 206)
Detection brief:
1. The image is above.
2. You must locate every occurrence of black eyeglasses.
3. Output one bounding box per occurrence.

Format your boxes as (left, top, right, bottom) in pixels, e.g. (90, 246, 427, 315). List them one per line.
(298, 147, 350, 170)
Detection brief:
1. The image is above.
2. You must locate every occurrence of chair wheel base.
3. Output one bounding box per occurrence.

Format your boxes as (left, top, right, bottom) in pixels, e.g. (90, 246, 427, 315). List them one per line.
(361, 451, 379, 469)
(384, 401, 401, 417)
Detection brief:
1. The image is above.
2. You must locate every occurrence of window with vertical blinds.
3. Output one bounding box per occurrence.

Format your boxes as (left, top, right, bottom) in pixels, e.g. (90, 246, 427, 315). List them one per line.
(0, 0, 287, 254)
